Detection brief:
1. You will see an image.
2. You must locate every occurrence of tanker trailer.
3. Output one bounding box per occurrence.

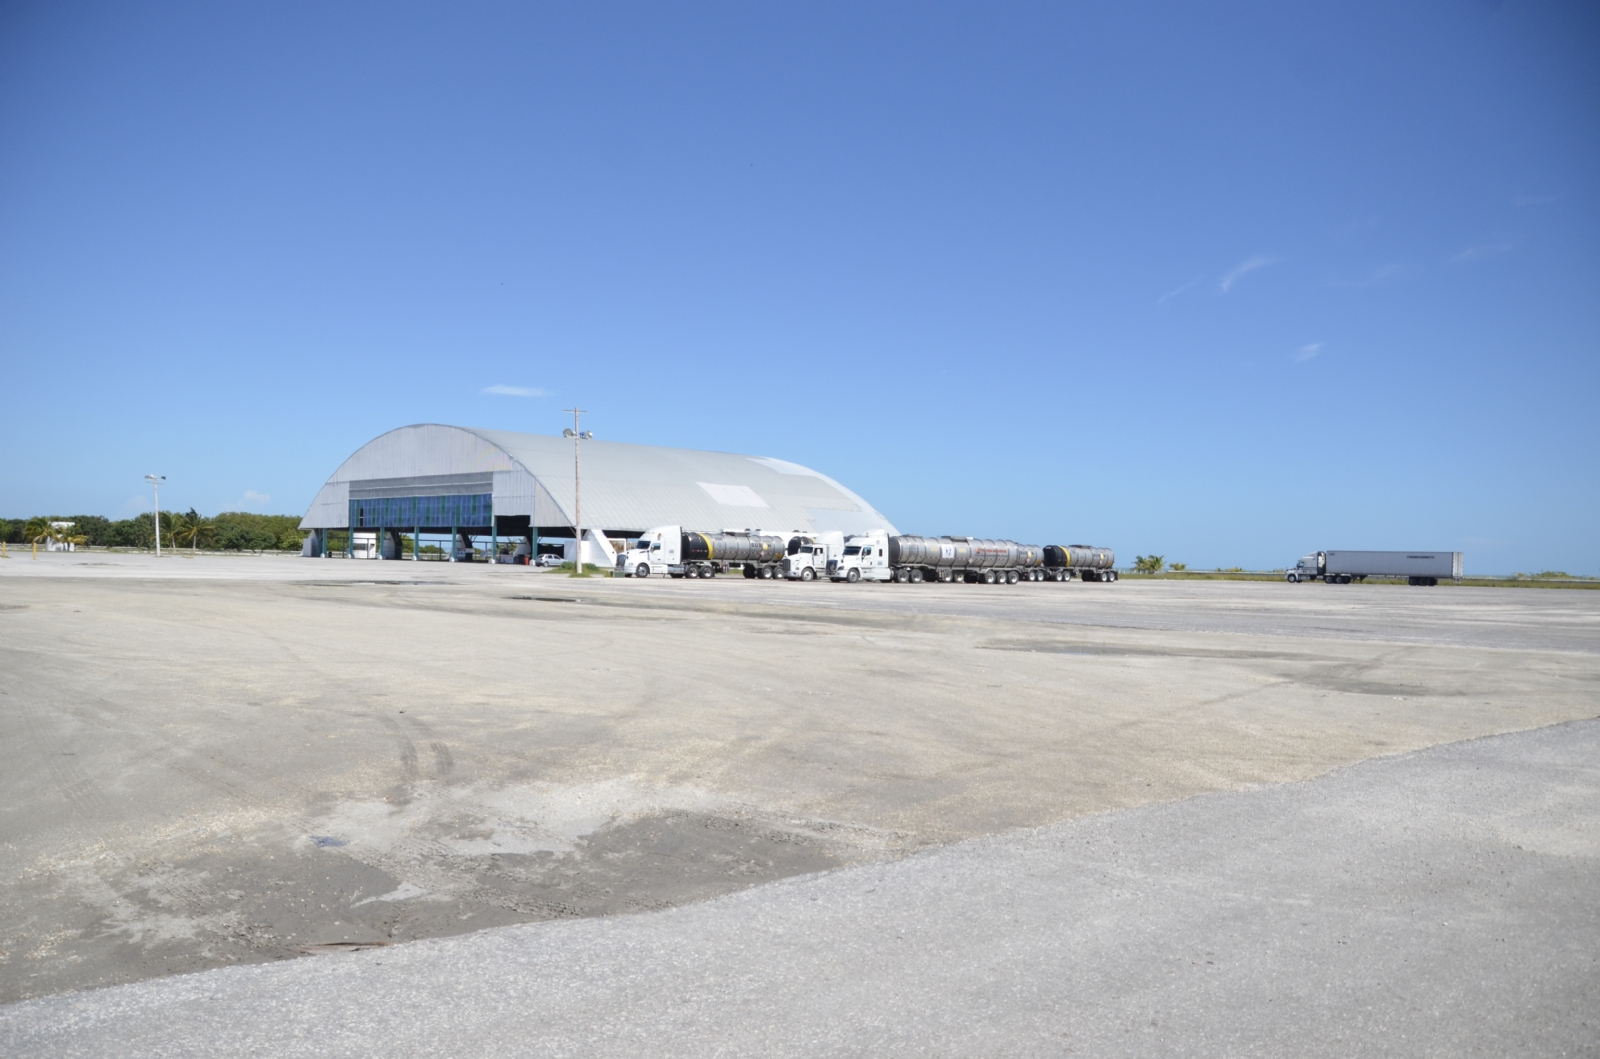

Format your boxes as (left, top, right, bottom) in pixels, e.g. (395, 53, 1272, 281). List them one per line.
(617, 525, 788, 579)
(828, 533, 1045, 584)
(1042, 545, 1118, 582)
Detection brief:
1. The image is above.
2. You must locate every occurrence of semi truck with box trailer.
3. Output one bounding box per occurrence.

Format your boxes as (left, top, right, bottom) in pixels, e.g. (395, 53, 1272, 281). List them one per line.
(825, 534, 1118, 585)
(1287, 550, 1463, 586)
(616, 526, 790, 579)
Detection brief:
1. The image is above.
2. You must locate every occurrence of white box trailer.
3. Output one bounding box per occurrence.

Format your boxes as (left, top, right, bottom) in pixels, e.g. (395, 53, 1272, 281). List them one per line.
(1288, 550, 1463, 585)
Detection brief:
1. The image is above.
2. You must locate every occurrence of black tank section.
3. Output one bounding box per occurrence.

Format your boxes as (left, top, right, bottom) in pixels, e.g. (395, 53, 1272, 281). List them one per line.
(1044, 545, 1115, 570)
(681, 531, 787, 564)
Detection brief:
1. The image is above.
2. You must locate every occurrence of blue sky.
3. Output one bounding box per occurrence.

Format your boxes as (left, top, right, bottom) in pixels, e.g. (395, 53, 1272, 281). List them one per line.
(2, 2, 1596, 573)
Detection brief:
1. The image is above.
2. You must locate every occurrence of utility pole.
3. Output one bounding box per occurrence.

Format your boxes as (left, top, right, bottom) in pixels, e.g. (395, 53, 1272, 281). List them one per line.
(144, 474, 166, 557)
(562, 410, 592, 574)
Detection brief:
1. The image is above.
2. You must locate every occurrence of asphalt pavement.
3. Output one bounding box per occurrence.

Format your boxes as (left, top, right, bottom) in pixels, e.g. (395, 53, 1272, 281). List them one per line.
(5, 719, 1596, 1058)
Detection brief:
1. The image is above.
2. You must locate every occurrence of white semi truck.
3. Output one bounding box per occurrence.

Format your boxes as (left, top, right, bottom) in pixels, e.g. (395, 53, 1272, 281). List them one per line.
(780, 532, 846, 581)
(826, 533, 1118, 585)
(616, 526, 790, 579)
(1287, 550, 1463, 586)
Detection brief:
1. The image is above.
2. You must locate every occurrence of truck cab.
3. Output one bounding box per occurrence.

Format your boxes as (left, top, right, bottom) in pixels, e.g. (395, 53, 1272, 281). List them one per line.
(782, 532, 844, 581)
(828, 533, 893, 583)
(1287, 552, 1325, 583)
(618, 525, 683, 578)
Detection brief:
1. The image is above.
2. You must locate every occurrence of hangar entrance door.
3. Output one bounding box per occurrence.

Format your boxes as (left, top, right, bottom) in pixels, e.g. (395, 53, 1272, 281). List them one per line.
(347, 474, 500, 561)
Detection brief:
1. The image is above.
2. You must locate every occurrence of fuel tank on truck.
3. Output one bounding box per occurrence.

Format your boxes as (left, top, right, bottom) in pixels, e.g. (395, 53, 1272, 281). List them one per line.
(680, 531, 787, 564)
(965, 538, 1041, 569)
(886, 536, 1043, 569)
(1044, 545, 1115, 570)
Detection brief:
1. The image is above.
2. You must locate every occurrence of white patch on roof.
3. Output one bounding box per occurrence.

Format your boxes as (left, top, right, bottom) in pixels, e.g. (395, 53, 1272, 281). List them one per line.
(697, 482, 770, 508)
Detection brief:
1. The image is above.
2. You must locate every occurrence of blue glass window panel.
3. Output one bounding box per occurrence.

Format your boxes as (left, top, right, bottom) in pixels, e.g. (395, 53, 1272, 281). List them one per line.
(350, 494, 492, 528)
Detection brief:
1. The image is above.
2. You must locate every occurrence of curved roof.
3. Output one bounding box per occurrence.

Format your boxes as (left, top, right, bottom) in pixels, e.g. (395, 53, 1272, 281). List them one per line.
(301, 424, 898, 536)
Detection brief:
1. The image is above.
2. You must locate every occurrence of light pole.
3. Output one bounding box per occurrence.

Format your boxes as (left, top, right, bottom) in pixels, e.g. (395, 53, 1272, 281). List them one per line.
(144, 474, 166, 557)
(562, 410, 592, 574)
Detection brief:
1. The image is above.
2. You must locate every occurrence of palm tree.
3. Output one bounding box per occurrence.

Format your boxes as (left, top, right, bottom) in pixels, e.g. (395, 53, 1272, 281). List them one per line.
(172, 509, 216, 552)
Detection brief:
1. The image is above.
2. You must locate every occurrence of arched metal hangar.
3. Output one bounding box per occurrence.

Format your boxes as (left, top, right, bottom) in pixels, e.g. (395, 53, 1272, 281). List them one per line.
(298, 424, 897, 558)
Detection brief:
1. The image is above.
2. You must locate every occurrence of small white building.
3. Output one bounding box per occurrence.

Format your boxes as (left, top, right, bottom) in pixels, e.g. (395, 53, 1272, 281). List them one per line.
(46, 521, 76, 552)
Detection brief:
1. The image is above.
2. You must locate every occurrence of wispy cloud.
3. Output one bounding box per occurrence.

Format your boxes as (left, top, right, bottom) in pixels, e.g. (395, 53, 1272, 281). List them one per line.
(1295, 343, 1322, 363)
(241, 490, 270, 510)
(1157, 274, 1205, 306)
(1219, 254, 1279, 293)
(1450, 241, 1511, 264)
(482, 384, 550, 397)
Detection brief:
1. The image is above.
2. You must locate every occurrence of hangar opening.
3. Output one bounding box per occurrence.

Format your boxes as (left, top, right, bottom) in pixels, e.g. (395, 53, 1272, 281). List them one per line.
(299, 424, 898, 563)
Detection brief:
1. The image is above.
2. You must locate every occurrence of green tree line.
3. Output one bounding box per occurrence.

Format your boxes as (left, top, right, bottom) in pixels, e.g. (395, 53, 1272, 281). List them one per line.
(0, 511, 307, 552)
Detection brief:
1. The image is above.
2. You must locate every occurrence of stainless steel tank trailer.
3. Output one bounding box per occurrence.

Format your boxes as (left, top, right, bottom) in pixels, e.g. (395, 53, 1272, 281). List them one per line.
(615, 526, 1116, 584)
(826, 533, 1116, 584)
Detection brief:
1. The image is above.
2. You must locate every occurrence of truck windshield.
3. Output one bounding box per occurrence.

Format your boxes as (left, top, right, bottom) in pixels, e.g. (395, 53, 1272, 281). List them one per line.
(843, 546, 861, 556)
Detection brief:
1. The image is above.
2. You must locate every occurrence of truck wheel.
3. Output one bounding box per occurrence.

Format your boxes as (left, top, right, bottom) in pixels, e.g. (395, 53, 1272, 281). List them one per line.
(1008, 570, 1019, 584)
(637, 564, 650, 579)
(800, 567, 815, 581)
(910, 568, 924, 583)
(846, 568, 860, 583)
